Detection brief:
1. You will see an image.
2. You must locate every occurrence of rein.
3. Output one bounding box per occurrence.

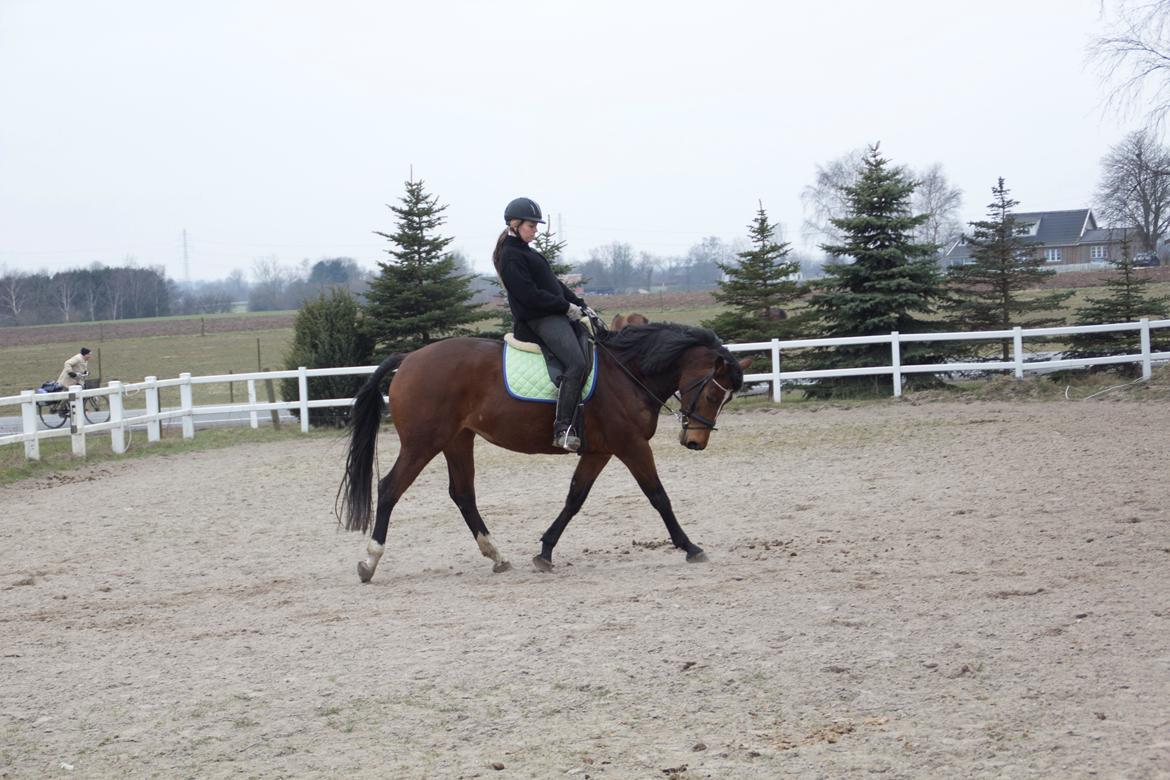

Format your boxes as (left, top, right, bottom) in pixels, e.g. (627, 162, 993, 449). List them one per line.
(586, 314, 731, 432)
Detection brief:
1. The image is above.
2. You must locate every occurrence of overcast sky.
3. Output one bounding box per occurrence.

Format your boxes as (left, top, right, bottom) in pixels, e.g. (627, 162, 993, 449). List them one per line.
(0, 0, 1142, 281)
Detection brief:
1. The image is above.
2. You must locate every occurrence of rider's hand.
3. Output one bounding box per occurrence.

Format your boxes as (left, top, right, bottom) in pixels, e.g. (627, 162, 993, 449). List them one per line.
(68, 372, 77, 379)
(566, 304, 584, 322)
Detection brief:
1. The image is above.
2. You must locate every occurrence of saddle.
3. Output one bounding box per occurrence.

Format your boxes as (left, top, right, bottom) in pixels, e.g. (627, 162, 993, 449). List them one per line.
(501, 334, 598, 403)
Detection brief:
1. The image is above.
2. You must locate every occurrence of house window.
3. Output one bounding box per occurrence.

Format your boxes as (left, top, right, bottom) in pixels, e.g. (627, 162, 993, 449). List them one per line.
(1090, 245, 1107, 260)
(1044, 248, 1062, 263)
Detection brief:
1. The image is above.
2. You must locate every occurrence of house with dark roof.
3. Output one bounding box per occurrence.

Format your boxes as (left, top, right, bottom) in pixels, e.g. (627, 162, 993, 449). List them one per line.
(943, 209, 1147, 271)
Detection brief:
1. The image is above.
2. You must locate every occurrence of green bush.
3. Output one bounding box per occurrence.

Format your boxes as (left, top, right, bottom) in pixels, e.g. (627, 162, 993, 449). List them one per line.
(281, 290, 374, 428)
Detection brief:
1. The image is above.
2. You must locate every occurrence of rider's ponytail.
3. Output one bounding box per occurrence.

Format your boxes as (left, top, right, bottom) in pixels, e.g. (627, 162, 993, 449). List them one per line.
(491, 228, 508, 275)
(492, 220, 521, 275)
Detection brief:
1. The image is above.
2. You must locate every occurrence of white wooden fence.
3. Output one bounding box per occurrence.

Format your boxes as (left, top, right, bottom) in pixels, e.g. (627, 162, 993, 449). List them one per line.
(2, 318, 1168, 462)
(728, 318, 1170, 402)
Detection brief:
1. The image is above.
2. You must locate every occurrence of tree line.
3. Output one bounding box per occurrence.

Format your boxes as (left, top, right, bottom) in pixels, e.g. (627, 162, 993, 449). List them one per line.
(0, 256, 373, 327)
(0, 265, 172, 326)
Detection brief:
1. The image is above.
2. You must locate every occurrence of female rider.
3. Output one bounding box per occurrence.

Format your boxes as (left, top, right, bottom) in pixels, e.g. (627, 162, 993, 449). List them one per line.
(493, 197, 590, 452)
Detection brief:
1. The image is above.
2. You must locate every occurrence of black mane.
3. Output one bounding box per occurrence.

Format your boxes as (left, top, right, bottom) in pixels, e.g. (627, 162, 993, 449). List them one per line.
(598, 322, 744, 389)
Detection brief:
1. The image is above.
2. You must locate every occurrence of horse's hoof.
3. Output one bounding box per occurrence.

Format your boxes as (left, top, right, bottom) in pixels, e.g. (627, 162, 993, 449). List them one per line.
(357, 561, 374, 582)
(493, 560, 513, 573)
(532, 555, 554, 573)
(686, 550, 710, 563)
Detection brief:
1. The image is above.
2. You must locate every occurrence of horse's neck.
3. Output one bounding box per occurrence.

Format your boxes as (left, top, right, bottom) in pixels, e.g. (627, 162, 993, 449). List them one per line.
(601, 349, 680, 406)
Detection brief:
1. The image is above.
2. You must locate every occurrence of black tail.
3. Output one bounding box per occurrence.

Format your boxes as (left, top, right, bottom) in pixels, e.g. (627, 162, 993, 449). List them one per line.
(336, 353, 406, 534)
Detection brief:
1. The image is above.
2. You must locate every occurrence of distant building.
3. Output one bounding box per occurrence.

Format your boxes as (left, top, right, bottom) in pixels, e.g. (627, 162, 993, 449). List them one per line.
(943, 209, 1150, 271)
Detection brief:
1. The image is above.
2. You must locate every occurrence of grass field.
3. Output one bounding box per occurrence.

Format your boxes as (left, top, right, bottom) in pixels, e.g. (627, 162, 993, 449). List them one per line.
(0, 328, 297, 406)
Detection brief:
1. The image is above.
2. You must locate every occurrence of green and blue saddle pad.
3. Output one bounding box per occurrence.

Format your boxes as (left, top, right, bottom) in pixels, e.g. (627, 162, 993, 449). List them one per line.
(502, 339, 597, 403)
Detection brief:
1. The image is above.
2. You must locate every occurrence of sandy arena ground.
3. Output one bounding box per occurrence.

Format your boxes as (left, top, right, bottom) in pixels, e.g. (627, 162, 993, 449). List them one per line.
(2, 400, 1169, 778)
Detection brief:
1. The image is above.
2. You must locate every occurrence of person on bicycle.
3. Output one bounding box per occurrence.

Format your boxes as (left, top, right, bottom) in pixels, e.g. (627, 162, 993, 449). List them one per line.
(492, 197, 590, 452)
(57, 347, 92, 389)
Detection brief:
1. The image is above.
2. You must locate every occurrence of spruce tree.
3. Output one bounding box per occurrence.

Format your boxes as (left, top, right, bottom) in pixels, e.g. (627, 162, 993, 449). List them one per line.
(703, 201, 805, 343)
(1065, 234, 1170, 370)
(944, 178, 1072, 360)
(808, 144, 948, 395)
(281, 289, 374, 427)
(364, 178, 484, 353)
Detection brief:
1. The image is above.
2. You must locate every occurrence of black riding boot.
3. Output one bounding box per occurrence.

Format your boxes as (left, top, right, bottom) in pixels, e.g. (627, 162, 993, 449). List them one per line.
(552, 374, 583, 452)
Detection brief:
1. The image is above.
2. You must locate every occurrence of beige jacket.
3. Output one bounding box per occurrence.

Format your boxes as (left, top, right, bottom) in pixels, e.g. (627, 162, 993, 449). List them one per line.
(57, 354, 89, 387)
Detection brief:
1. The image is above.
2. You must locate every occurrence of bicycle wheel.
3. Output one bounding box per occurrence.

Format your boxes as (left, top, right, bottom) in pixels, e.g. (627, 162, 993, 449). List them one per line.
(83, 395, 109, 425)
(37, 401, 69, 429)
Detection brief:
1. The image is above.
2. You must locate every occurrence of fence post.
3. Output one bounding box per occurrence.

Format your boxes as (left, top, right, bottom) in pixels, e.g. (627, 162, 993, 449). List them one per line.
(770, 339, 782, 403)
(109, 381, 125, 454)
(264, 371, 281, 429)
(298, 366, 310, 433)
(20, 390, 39, 461)
(890, 332, 902, 397)
(1013, 327, 1024, 378)
(247, 379, 259, 429)
(145, 376, 161, 442)
(69, 384, 86, 458)
(1140, 318, 1152, 380)
(179, 373, 194, 440)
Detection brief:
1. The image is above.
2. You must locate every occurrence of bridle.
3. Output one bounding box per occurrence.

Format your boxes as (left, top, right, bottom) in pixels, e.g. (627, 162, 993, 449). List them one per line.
(675, 370, 734, 432)
(587, 313, 734, 432)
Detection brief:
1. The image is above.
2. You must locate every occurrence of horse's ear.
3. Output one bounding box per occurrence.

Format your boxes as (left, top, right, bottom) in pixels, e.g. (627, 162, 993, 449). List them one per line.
(716, 355, 753, 372)
(610, 314, 627, 331)
(627, 312, 650, 326)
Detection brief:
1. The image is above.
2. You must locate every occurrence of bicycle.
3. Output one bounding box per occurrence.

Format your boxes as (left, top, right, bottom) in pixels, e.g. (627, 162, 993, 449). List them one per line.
(36, 375, 109, 429)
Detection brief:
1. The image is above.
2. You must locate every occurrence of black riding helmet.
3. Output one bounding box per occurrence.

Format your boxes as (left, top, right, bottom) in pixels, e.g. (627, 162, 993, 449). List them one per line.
(504, 197, 545, 225)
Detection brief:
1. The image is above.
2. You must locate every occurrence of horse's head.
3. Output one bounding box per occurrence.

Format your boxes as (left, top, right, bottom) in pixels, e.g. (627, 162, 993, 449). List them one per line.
(676, 351, 753, 450)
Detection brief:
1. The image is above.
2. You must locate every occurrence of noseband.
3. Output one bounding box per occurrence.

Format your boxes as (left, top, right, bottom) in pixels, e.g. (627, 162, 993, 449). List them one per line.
(675, 370, 732, 432)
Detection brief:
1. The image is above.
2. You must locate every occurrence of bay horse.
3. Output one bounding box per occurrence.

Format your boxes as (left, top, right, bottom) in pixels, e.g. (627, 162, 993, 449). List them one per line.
(338, 321, 751, 582)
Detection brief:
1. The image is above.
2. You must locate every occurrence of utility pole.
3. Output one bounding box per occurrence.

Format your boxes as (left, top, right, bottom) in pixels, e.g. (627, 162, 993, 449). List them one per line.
(182, 228, 190, 283)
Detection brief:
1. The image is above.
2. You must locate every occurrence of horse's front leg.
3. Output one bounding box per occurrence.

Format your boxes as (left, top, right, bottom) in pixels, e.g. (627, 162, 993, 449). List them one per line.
(616, 442, 708, 563)
(533, 453, 612, 572)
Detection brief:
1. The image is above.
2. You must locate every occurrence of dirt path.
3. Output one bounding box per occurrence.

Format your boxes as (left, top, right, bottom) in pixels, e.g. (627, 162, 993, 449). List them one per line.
(2, 401, 1169, 778)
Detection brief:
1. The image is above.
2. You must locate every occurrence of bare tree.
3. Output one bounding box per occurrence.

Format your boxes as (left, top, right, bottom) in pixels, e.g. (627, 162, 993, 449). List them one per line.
(588, 242, 637, 291)
(912, 163, 964, 251)
(0, 268, 31, 324)
(50, 272, 78, 322)
(1091, 1, 1170, 128)
(800, 148, 866, 244)
(803, 149, 962, 255)
(1095, 128, 1170, 254)
(249, 256, 292, 311)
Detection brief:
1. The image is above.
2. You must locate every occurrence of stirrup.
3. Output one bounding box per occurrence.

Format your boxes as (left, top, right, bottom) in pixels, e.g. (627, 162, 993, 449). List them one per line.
(552, 429, 581, 452)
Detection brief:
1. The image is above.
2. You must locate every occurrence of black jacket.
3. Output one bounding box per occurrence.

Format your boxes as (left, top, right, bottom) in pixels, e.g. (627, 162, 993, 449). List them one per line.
(497, 235, 585, 341)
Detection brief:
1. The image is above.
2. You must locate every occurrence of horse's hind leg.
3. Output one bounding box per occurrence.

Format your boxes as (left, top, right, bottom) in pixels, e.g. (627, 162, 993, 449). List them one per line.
(443, 429, 511, 573)
(358, 445, 439, 583)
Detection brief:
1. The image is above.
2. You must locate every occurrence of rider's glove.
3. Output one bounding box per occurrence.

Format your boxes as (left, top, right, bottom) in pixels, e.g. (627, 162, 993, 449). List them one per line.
(566, 304, 584, 322)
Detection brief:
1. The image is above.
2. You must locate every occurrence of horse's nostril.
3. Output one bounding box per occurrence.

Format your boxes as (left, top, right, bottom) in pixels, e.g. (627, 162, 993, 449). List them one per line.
(686, 441, 701, 450)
